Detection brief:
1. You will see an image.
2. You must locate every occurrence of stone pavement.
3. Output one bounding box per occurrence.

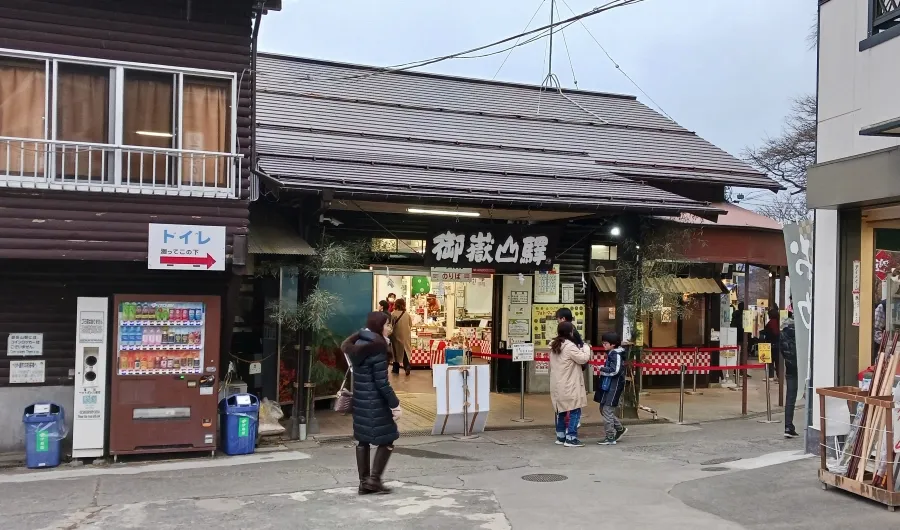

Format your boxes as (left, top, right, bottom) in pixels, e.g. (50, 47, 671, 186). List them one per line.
(311, 365, 792, 439)
(1, 412, 892, 529)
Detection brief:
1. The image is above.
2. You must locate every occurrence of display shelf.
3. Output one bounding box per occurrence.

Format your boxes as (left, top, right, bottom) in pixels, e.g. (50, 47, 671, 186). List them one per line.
(120, 320, 203, 327)
(118, 368, 203, 376)
(119, 344, 202, 351)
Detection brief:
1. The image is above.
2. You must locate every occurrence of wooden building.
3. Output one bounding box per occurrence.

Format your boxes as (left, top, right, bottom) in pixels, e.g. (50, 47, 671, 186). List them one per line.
(0, 0, 280, 452)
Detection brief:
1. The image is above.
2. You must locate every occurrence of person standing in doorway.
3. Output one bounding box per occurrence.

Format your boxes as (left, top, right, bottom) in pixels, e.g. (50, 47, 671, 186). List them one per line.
(596, 331, 627, 445)
(763, 307, 781, 380)
(549, 321, 590, 447)
(390, 298, 413, 376)
(780, 312, 799, 438)
(341, 311, 402, 494)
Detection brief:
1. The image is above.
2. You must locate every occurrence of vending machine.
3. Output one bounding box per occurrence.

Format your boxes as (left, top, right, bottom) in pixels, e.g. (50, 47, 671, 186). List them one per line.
(109, 295, 220, 457)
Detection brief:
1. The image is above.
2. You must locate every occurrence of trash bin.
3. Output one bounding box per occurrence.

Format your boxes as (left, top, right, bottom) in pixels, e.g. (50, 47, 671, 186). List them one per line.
(23, 403, 65, 469)
(218, 394, 259, 456)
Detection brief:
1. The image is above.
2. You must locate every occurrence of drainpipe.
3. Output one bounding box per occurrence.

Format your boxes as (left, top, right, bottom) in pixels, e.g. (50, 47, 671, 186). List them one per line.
(250, 2, 264, 182)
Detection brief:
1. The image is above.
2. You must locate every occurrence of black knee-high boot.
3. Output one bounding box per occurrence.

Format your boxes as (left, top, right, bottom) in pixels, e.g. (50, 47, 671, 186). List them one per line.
(355, 444, 371, 495)
(363, 445, 393, 494)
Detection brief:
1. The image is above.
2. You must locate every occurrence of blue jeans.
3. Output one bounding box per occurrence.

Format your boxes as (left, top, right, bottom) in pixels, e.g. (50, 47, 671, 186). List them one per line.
(556, 408, 582, 441)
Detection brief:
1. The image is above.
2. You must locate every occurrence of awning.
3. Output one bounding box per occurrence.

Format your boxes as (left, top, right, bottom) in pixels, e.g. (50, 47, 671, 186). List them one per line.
(592, 275, 723, 294)
(248, 214, 315, 256)
(807, 145, 900, 208)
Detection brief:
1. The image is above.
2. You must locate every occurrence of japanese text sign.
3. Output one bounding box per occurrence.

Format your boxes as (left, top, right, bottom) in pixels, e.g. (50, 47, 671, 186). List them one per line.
(757, 342, 772, 364)
(148, 224, 226, 271)
(425, 226, 557, 272)
(512, 342, 535, 362)
(7, 333, 43, 356)
(10, 360, 45, 383)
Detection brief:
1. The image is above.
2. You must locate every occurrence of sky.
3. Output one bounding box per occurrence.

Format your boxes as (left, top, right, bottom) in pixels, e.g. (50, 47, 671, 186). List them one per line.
(260, 0, 818, 209)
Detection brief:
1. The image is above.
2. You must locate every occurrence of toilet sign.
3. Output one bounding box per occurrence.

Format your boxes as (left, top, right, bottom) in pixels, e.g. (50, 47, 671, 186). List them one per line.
(148, 224, 226, 271)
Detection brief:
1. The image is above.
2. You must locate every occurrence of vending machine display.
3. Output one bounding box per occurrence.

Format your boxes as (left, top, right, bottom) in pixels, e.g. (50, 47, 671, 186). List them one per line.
(109, 295, 220, 457)
(117, 301, 206, 376)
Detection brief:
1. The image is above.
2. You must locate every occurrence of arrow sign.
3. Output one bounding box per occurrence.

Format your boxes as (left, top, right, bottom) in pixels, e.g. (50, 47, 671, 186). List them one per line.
(160, 254, 217, 269)
(148, 224, 226, 272)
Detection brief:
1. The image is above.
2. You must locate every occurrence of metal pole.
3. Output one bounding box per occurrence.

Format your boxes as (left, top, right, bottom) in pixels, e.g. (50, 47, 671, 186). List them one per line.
(455, 368, 479, 440)
(686, 347, 702, 395)
(758, 363, 778, 423)
(678, 364, 686, 424)
(511, 362, 534, 423)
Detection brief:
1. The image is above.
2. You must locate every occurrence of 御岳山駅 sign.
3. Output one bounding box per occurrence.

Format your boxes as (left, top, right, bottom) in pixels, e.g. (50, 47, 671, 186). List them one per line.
(425, 226, 558, 271)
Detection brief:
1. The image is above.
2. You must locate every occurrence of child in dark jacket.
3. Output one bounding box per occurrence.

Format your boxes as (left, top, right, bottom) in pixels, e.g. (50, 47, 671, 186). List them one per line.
(595, 331, 627, 445)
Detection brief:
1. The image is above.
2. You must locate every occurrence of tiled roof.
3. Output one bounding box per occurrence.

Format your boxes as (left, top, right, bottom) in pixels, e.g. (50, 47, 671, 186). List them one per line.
(255, 54, 775, 214)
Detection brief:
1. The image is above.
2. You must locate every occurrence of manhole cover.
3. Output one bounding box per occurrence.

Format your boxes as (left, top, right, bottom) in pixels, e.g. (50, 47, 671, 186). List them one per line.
(522, 474, 568, 483)
(700, 457, 742, 466)
(701, 467, 729, 472)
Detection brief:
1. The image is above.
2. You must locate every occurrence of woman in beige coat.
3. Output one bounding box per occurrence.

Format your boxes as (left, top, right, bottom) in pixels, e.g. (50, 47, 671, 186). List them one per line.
(390, 298, 413, 376)
(549, 321, 591, 447)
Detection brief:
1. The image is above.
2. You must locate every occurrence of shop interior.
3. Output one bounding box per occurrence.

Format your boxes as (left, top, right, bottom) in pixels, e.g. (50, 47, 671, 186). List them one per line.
(373, 271, 494, 389)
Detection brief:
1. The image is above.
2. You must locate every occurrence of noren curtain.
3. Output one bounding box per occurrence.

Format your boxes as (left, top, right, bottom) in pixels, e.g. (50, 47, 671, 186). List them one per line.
(123, 73, 173, 185)
(182, 79, 228, 186)
(56, 65, 109, 180)
(0, 60, 46, 175)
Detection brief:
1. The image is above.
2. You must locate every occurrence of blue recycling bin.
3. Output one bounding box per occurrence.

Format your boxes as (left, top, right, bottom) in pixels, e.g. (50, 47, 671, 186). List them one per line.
(218, 394, 259, 456)
(23, 403, 64, 469)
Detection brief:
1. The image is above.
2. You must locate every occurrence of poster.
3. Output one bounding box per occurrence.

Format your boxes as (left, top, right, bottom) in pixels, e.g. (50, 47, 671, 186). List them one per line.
(561, 283, 575, 304)
(532, 304, 585, 348)
(510, 291, 529, 305)
(660, 307, 673, 323)
(534, 265, 561, 303)
(7, 333, 43, 356)
(508, 319, 529, 337)
(742, 309, 754, 332)
(758, 342, 772, 364)
(534, 360, 549, 375)
(10, 360, 45, 383)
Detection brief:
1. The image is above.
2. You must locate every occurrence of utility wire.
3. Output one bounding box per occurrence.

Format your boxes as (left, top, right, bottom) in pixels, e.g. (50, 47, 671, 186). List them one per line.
(555, 1, 579, 88)
(560, 0, 674, 121)
(493, 0, 547, 80)
(299, 0, 645, 83)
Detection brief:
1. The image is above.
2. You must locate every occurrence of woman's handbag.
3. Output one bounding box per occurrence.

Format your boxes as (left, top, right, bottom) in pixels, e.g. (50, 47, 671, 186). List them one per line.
(334, 367, 353, 414)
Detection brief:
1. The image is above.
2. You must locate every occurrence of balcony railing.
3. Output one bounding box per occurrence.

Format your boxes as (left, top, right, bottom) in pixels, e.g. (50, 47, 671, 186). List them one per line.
(0, 137, 241, 198)
(872, 0, 900, 34)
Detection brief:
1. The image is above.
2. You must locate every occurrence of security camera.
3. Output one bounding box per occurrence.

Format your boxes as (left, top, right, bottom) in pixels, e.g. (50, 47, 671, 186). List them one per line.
(319, 214, 343, 227)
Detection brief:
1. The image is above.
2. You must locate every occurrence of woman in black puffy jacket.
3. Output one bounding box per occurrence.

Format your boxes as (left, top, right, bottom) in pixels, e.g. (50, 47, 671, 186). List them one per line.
(341, 311, 402, 495)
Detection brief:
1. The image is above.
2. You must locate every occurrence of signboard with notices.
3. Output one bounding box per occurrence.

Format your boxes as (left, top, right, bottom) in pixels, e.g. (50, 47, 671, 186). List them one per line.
(425, 226, 558, 272)
(10, 360, 45, 383)
(532, 304, 585, 348)
(534, 265, 560, 303)
(512, 342, 535, 362)
(510, 291, 530, 305)
(561, 283, 575, 304)
(148, 223, 226, 271)
(7, 333, 43, 356)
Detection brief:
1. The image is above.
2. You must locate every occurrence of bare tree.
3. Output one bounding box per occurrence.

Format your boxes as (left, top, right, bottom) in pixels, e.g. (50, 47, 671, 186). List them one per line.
(741, 94, 816, 223)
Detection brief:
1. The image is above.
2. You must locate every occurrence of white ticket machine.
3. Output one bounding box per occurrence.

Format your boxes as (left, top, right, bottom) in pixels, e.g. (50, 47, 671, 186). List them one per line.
(73, 297, 109, 459)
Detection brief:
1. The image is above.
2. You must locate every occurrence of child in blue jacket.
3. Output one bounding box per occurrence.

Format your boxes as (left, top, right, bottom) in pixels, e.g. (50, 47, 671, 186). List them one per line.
(594, 331, 627, 445)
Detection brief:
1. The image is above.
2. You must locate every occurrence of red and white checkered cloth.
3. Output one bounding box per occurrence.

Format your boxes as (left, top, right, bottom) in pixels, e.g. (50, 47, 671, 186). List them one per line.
(591, 350, 711, 376)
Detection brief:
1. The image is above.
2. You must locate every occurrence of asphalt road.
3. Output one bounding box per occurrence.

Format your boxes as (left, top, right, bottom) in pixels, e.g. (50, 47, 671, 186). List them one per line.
(0, 414, 893, 529)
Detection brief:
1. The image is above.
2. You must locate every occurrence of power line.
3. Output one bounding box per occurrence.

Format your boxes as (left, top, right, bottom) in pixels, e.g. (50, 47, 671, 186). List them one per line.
(298, 0, 645, 83)
(560, 0, 674, 121)
(493, 0, 547, 80)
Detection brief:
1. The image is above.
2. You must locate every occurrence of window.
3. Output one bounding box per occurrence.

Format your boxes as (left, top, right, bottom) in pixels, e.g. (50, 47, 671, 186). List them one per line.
(56, 63, 109, 180)
(591, 245, 617, 261)
(124, 70, 174, 185)
(0, 51, 236, 193)
(872, 0, 900, 35)
(371, 238, 426, 254)
(182, 77, 229, 186)
(0, 58, 46, 174)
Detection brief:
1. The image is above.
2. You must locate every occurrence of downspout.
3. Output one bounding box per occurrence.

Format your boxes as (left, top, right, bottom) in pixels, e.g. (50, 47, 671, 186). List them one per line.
(250, 2, 264, 181)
